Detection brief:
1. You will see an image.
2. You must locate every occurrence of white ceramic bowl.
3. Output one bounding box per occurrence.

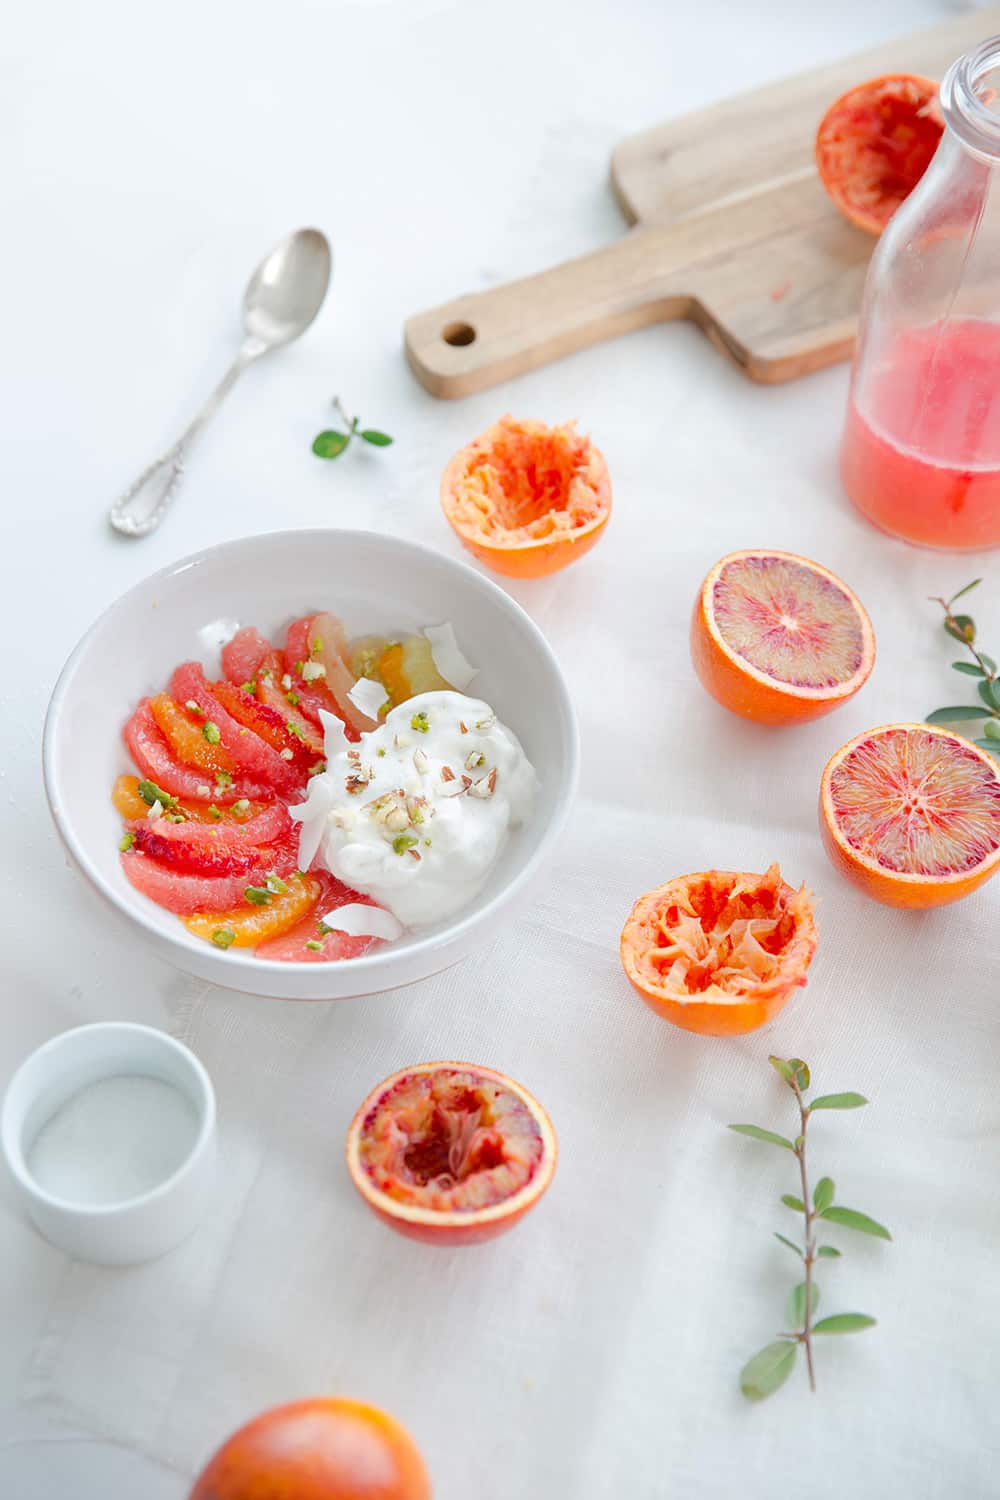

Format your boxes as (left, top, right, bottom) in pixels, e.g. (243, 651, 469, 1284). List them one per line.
(43, 530, 578, 1000)
(2, 1023, 216, 1266)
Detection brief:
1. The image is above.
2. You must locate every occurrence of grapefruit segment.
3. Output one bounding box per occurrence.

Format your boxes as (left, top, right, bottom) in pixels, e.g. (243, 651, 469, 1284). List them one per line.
(820, 723, 1000, 907)
(816, 74, 942, 235)
(221, 625, 272, 687)
(170, 662, 303, 797)
(441, 415, 611, 579)
(120, 836, 298, 916)
(346, 1062, 557, 1245)
(692, 549, 875, 724)
(620, 865, 817, 1036)
(123, 701, 274, 803)
(129, 802, 291, 876)
(254, 649, 329, 756)
(255, 872, 379, 962)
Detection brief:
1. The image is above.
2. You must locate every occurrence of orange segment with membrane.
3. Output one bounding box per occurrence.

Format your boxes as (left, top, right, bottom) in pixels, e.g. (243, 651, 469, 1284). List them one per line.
(820, 723, 1000, 907)
(148, 693, 237, 774)
(440, 415, 611, 579)
(185, 872, 320, 947)
(620, 866, 817, 1036)
(691, 550, 875, 724)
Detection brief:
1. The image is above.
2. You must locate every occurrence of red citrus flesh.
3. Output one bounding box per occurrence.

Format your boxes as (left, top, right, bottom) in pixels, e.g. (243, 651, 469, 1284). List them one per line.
(816, 73, 942, 234)
(620, 865, 817, 1036)
(692, 550, 874, 724)
(346, 1062, 557, 1245)
(188, 1397, 431, 1500)
(820, 723, 1000, 907)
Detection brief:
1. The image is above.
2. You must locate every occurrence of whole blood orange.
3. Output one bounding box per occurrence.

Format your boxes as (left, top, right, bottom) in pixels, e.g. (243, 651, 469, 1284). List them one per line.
(820, 723, 1000, 908)
(440, 415, 611, 579)
(691, 549, 875, 724)
(188, 1397, 431, 1500)
(346, 1062, 557, 1245)
(816, 74, 942, 235)
(620, 865, 817, 1036)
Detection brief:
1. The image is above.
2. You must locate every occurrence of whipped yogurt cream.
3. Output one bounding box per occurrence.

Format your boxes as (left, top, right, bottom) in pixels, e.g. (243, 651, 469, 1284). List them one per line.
(291, 692, 537, 928)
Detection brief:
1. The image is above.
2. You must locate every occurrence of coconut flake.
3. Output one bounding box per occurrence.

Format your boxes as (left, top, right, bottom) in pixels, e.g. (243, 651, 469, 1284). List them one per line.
(422, 623, 478, 691)
(320, 903, 403, 942)
(319, 709, 350, 760)
(348, 677, 388, 720)
(289, 775, 337, 871)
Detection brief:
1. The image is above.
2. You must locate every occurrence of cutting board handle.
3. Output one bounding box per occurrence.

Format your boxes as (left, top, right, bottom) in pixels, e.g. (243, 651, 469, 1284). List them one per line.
(405, 225, 701, 399)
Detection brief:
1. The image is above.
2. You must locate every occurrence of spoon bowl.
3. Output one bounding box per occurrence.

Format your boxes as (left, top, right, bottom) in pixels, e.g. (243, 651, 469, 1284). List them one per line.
(243, 228, 332, 348)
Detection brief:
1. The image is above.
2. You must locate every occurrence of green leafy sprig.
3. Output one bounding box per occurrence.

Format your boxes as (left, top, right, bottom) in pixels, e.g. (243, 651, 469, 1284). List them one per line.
(925, 580, 1000, 757)
(729, 1056, 891, 1402)
(313, 396, 393, 461)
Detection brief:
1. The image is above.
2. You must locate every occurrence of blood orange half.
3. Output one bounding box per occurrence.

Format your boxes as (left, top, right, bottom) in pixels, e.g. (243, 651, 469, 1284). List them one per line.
(440, 415, 611, 579)
(691, 549, 875, 724)
(620, 865, 817, 1036)
(816, 74, 942, 235)
(820, 723, 1000, 908)
(346, 1062, 557, 1246)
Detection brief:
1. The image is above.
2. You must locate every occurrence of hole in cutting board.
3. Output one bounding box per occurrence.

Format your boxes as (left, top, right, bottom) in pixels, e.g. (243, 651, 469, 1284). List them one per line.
(442, 321, 476, 347)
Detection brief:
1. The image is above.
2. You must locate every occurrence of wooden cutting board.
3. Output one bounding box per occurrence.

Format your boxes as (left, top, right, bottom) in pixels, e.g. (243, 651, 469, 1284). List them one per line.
(404, 6, 1000, 398)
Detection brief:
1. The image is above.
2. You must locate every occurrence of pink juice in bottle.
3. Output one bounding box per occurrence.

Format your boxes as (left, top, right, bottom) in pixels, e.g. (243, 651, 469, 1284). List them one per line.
(841, 318, 1000, 550)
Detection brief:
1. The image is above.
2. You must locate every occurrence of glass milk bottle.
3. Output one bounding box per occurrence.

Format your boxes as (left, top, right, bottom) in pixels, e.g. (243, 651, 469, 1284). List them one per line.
(840, 37, 1000, 549)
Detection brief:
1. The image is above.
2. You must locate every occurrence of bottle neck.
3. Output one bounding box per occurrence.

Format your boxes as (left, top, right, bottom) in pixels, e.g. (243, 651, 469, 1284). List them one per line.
(941, 35, 1000, 163)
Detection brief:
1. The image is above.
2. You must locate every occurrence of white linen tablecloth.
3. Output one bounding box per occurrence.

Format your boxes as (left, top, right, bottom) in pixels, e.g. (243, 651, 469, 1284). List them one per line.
(3, 1, 998, 1495)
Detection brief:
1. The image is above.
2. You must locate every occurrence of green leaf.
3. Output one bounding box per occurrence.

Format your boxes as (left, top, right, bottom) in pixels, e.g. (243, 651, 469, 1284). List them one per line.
(773, 1232, 804, 1259)
(813, 1176, 835, 1213)
(768, 1055, 795, 1084)
(952, 661, 985, 677)
(816, 1245, 842, 1259)
(781, 1194, 805, 1213)
(949, 579, 982, 604)
(980, 654, 997, 674)
(975, 739, 1000, 757)
(810, 1092, 867, 1111)
(985, 720, 1000, 741)
(944, 613, 976, 644)
(727, 1124, 795, 1151)
(786, 1281, 819, 1328)
(979, 679, 1000, 712)
(740, 1342, 797, 1402)
(819, 1205, 891, 1241)
(312, 429, 350, 459)
(360, 429, 393, 447)
(813, 1313, 876, 1335)
(925, 705, 987, 723)
(787, 1058, 811, 1090)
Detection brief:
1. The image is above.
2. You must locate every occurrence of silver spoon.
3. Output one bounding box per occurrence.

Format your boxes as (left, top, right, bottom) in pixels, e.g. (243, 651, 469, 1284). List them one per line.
(109, 227, 332, 538)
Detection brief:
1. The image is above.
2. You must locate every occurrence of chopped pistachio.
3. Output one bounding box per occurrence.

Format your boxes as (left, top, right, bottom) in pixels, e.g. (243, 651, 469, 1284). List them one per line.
(207, 804, 223, 820)
(305, 939, 323, 952)
(410, 711, 430, 734)
(294, 660, 305, 674)
(244, 886, 272, 906)
(376, 746, 386, 757)
(211, 928, 236, 949)
(203, 721, 221, 744)
(392, 833, 419, 855)
(240, 679, 256, 693)
(138, 778, 177, 808)
(424, 837, 432, 848)
(317, 921, 332, 936)
(166, 812, 186, 824)
(119, 832, 135, 852)
(232, 798, 251, 817)
(285, 721, 305, 740)
(308, 761, 326, 777)
(185, 699, 203, 714)
(286, 691, 300, 706)
(465, 750, 486, 771)
(215, 770, 233, 789)
(265, 873, 289, 894)
(311, 636, 323, 655)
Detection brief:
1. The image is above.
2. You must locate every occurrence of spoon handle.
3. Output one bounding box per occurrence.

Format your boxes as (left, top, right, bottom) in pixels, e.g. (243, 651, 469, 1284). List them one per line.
(108, 347, 257, 538)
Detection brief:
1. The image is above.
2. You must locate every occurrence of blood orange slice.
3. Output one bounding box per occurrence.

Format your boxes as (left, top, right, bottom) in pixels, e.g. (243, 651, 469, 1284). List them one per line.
(620, 865, 817, 1036)
(816, 74, 942, 235)
(691, 550, 875, 724)
(170, 662, 303, 798)
(820, 723, 1000, 908)
(440, 415, 611, 579)
(129, 802, 291, 876)
(120, 837, 298, 916)
(346, 1062, 557, 1246)
(148, 694, 236, 775)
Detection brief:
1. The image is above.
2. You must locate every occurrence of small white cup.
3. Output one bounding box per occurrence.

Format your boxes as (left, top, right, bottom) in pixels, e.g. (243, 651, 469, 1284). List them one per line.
(1, 1022, 216, 1266)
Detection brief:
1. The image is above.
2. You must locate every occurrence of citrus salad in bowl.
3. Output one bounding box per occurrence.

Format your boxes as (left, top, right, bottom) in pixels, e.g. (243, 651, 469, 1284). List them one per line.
(113, 610, 537, 964)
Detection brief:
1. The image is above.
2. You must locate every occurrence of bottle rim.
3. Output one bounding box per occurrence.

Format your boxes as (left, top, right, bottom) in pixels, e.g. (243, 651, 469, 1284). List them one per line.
(941, 34, 1000, 161)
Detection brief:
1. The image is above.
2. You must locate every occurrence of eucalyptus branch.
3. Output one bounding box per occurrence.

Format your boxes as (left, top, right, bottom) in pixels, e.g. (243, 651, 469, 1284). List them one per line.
(925, 580, 1000, 755)
(728, 1056, 891, 1402)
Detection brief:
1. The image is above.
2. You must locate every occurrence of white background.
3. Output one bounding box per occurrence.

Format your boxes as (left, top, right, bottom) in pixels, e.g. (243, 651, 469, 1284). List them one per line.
(3, 1, 998, 1496)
